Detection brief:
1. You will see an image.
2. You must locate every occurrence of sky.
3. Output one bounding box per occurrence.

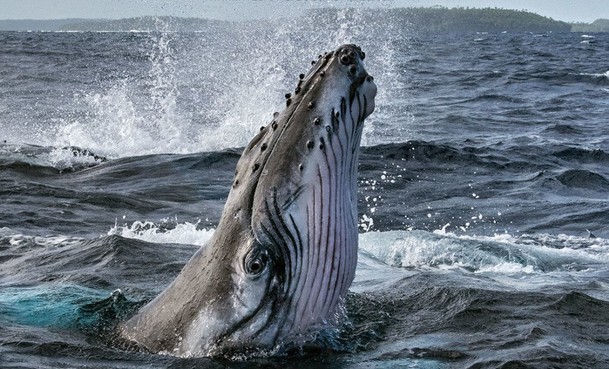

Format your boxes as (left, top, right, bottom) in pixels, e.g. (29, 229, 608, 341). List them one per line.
(0, 0, 607, 23)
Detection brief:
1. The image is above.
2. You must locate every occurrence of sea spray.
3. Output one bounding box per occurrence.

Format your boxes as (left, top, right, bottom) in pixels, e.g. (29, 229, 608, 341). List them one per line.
(47, 10, 411, 158)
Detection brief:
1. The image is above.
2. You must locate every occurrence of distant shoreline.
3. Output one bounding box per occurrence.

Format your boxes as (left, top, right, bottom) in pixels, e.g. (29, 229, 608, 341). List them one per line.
(0, 8, 607, 33)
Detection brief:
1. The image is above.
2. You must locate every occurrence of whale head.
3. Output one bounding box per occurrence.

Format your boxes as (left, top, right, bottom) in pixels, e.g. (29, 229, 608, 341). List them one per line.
(121, 44, 377, 357)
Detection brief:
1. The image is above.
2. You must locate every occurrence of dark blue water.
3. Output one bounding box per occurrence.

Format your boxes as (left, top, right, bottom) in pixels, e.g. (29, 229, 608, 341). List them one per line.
(1, 9, 609, 369)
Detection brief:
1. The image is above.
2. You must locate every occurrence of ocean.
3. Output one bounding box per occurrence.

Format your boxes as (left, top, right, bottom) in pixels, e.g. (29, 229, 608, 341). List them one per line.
(1, 9, 609, 369)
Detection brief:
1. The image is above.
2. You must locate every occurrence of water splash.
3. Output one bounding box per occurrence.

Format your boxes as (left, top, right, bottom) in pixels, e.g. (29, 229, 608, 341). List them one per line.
(359, 230, 609, 275)
(51, 10, 408, 158)
(57, 21, 190, 157)
(108, 219, 214, 247)
(0, 143, 104, 171)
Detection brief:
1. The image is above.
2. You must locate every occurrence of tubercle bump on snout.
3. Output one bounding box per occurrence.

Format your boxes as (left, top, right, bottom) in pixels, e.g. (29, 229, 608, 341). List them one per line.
(243, 43, 372, 188)
(293, 44, 368, 100)
(338, 44, 365, 66)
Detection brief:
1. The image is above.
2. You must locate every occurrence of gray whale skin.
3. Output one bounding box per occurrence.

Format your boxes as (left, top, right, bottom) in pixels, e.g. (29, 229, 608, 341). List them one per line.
(120, 44, 377, 357)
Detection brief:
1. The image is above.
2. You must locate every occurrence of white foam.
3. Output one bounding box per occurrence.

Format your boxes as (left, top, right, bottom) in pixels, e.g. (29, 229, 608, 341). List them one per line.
(1, 232, 86, 250)
(359, 230, 609, 274)
(578, 70, 609, 78)
(46, 147, 103, 170)
(4, 221, 608, 299)
(0, 144, 103, 171)
(106, 218, 609, 276)
(108, 220, 214, 247)
(7, 217, 607, 282)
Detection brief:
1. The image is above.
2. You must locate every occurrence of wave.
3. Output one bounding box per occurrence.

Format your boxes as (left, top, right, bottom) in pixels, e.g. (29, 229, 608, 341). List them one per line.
(99, 221, 609, 279)
(3, 140, 606, 176)
(462, 93, 527, 104)
(359, 230, 609, 275)
(553, 147, 609, 163)
(579, 70, 609, 78)
(570, 70, 609, 85)
(0, 143, 106, 173)
(0, 231, 195, 294)
(544, 124, 583, 135)
(360, 140, 544, 172)
(507, 69, 609, 86)
(3, 225, 607, 293)
(108, 219, 214, 247)
(561, 70, 609, 85)
(0, 140, 531, 175)
(2, 139, 608, 239)
(556, 169, 609, 190)
(2, 224, 609, 367)
(0, 285, 110, 328)
(3, 223, 608, 280)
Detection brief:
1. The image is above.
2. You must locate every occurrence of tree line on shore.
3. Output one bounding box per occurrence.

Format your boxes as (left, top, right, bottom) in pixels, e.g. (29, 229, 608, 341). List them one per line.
(0, 7, 606, 33)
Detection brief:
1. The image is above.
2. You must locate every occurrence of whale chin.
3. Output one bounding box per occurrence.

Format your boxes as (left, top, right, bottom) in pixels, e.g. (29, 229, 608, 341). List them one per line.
(120, 44, 377, 357)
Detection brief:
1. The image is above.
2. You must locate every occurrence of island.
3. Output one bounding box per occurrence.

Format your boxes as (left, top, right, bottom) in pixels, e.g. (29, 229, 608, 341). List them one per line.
(391, 7, 571, 33)
(0, 7, 603, 33)
(571, 19, 609, 33)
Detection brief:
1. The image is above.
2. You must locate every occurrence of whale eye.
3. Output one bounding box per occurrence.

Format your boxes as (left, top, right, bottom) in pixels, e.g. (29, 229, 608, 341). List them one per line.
(244, 249, 268, 277)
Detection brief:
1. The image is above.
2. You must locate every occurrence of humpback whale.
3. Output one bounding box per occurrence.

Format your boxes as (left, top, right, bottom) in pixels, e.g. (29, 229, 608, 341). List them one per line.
(121, 44, 377, 357)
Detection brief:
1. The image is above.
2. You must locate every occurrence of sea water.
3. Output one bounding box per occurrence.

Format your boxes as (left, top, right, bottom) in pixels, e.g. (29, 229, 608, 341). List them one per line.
(1, 8, 609, 369)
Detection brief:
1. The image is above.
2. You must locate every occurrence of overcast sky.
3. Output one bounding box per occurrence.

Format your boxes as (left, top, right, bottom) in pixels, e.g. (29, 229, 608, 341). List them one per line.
(0, 0, 606, 23)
